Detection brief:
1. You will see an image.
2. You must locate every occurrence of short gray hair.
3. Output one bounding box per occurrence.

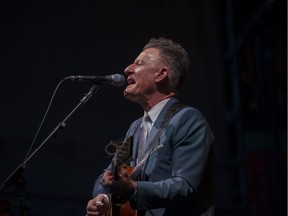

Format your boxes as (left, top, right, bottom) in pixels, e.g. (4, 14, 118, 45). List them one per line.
(143, 37, 189, 92)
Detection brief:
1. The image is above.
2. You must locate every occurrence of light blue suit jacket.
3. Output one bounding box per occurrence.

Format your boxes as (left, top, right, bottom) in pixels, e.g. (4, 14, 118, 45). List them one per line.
(93, 97, 214, 216)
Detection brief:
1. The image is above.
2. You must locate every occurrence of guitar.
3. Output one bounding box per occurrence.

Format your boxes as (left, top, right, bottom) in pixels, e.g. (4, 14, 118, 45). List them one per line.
(107, 136, 137, 216)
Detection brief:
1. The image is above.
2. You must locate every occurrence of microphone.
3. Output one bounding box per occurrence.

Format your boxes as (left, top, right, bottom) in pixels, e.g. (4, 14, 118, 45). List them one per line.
(67, 74, 125, 86)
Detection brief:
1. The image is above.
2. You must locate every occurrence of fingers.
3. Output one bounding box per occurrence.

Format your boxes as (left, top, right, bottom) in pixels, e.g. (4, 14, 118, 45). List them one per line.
(86, 199, 98, 216)
(101, 167, 134, 197)
(101, 170, 114, 186)
(101, 167, 129, 185)
(86, 196, 109, 216)
(97, 194, 109, 206)
(118, 167, 130, 181)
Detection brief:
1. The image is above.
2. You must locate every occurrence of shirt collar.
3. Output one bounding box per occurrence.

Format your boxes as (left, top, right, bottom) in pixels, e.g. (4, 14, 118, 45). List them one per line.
(143, 98, 171, 125)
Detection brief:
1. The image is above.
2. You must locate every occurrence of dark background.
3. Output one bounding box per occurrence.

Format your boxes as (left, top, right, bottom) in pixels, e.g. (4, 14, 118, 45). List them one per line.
(0, 0, 286, 215)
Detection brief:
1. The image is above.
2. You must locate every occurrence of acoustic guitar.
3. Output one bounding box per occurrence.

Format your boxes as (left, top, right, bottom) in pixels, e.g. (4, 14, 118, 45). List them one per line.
(107, 136, 137, 216)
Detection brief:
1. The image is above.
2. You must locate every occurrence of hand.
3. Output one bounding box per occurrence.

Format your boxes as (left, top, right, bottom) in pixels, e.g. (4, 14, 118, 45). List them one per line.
(101, 167, 137, 199)
(86, 194, 109, 216)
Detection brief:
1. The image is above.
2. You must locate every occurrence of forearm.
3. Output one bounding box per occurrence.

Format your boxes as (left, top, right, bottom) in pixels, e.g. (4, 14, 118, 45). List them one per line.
(92, 174, 107, 197)
(131, 176, 193, 209)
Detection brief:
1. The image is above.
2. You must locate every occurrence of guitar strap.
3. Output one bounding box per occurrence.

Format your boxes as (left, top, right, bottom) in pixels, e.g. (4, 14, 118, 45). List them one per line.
(130, 102, 186, 180)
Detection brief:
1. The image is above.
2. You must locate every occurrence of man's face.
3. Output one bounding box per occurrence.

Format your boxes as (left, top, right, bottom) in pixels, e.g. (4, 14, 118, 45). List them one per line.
(123, 48, 163, 103)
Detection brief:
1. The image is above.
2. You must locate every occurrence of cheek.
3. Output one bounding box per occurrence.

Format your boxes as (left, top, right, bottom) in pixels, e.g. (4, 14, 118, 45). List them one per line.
(142, 76, 155, 88)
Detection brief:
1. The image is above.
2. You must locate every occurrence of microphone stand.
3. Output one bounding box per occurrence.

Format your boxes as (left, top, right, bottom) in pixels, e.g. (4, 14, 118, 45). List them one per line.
(0, 84, 100, 215)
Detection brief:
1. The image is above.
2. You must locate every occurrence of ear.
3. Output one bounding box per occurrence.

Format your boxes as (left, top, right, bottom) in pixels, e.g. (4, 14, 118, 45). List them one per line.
(155, 67, 168, 83)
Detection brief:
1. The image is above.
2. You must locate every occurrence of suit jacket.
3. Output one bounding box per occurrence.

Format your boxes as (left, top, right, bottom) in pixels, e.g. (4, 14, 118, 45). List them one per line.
(93, 97, 215, 216)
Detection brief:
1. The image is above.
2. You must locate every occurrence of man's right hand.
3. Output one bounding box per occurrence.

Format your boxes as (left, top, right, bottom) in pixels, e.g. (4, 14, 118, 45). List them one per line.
(86, 194, 109, 216)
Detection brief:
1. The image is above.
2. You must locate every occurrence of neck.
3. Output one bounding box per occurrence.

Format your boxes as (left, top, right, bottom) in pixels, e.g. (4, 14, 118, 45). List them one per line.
(141, 92, 175, 112)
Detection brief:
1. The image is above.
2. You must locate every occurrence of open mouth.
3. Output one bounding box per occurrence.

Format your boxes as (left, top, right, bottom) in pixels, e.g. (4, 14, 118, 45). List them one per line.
(127, 78, 136, 85)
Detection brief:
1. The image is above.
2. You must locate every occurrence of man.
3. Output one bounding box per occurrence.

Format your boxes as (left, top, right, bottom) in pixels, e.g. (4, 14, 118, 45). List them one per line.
(86, 37, 214, 216)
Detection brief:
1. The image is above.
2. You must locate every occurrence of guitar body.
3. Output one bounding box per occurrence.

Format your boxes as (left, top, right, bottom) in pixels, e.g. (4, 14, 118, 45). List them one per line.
(110, 200, 136, 216)
(108, 137, 137, 216)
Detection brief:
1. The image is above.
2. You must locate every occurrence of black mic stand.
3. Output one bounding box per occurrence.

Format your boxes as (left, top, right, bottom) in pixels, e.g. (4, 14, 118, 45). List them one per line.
(0, 84, 100, 215)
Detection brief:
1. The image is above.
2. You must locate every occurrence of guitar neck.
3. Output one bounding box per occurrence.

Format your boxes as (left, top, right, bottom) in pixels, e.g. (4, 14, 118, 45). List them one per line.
(111, 157, 119, 180)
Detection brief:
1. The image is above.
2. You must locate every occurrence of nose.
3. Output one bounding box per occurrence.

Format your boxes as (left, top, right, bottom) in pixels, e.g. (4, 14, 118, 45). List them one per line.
(124, 64, 134, 75)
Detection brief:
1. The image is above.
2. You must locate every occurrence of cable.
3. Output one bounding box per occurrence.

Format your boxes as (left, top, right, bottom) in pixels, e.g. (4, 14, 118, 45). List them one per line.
(23, 76, 71, 161)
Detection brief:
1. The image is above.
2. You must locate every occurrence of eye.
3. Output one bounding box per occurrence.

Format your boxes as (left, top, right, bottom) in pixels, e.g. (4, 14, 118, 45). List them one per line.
(135, 65, 141, 71)
(136, 60, 144, 66)
(135, 61, 143, 71)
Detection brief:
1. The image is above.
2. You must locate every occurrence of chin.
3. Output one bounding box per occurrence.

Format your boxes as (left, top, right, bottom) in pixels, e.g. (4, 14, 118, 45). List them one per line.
(124, 86, 134, 95)
(124, 89, 136, 101)
(124, 89, 132, 98)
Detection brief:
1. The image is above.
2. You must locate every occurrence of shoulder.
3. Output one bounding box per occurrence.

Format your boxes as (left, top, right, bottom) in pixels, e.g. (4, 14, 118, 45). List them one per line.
(166, 99, 205, 119)
(171, 104, 212, 130)
(125, 117, 142, 135)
